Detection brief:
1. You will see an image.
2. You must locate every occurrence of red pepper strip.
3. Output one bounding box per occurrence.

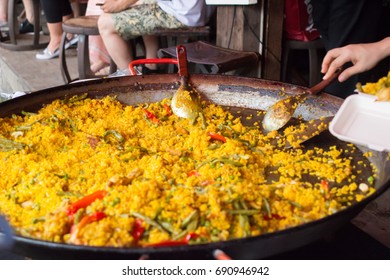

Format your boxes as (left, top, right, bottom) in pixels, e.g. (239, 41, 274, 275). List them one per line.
(321, 180, 330, 199)
(187, 170, 200, 177)
(143, 109, 160, 124)
(163, 104, 172, 116)
(66, 190, 108, 216)
(321, 180, 329, 191)
(145, 233, 199, 247)
(208, 132, 226, 143)
(69, 212, 106, 244)
(132, 219, 145, 241)
(183, 232, 199, 242)
(263, 213, 284, 221)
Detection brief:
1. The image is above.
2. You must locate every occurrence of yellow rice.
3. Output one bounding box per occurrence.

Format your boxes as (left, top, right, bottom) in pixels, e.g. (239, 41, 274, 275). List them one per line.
(358, 71, 390, 94)
(0, 95, 376, 247)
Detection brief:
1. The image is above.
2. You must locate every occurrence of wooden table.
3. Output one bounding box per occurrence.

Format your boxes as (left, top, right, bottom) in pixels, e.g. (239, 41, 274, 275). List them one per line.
(352, 187, 390, 248)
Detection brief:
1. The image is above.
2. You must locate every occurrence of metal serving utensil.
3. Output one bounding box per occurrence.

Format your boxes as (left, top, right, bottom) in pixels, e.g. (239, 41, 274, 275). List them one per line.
(262, 68, 341, 132)
(283, 116, 333, 149)
(171, 45, 203, 122)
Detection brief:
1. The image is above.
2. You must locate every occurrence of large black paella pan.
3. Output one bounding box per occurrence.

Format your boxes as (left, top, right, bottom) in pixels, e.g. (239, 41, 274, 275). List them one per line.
(0, 74, 389, 259)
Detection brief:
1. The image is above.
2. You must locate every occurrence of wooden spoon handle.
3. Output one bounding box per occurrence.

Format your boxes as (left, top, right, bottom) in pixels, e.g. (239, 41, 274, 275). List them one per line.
(307, 68, 342, 95)
(176, 45, 189, 78)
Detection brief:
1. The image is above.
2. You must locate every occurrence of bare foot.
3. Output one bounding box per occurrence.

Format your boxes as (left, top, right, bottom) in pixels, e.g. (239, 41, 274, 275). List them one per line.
(95, 66, 110, 76)
(91, 61, 109, 74)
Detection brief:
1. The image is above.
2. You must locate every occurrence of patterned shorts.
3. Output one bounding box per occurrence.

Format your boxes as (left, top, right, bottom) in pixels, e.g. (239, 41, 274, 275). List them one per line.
(112, 3, 186, 40)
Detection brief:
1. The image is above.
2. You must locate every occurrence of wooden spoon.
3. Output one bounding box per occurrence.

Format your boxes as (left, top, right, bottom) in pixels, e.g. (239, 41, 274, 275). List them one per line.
(171, 45, 202, 122)
(262, 68, 341, 132)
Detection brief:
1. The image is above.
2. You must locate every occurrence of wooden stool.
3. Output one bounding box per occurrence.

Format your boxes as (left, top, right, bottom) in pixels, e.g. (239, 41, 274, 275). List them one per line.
(59, 15, 116, 84)
(158, 41, 260, 75)
(0, 0, 47, 51)
(281, 38, 325, 87)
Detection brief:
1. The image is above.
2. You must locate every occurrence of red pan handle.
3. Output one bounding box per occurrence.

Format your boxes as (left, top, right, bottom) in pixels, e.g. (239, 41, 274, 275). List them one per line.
(128, 58, 178, 75)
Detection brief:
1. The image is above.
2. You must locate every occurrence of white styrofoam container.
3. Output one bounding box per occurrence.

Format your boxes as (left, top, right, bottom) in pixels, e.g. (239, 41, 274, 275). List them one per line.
(206, 0, 257, 5)
(329, 94, 390, 152)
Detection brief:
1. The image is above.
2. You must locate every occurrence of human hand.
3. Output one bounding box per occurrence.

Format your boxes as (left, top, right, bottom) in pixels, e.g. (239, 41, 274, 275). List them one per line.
(99, 0, 139, 13)
(321, 43, 382, 83)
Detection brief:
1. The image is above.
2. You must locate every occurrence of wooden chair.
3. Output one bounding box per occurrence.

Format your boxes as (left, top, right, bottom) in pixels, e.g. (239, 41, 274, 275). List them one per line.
(158, 41, 260, 75)
(59, 15, 116, 83)
(0, 0, 47, 51)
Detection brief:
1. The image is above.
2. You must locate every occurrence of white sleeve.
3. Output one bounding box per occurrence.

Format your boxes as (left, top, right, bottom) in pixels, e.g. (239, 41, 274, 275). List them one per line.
(158, 0, 216, 27)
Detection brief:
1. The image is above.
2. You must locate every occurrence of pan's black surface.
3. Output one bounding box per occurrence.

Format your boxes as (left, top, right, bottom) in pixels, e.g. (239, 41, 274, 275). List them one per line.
(1, 74, 389, 259)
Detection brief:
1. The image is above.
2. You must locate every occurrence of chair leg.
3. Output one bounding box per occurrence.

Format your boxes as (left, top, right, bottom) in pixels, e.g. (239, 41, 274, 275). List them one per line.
(32, 0, 41, 46)
(281, 46, 290, 82)
(8, 0, 17, 45)
(308, 48, 319, 87)
(59, 32, 72, 84)
(78, 34, 90, 80)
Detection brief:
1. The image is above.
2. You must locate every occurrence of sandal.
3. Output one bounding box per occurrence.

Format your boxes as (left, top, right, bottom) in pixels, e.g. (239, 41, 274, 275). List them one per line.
(65, 35, 79, 49)
(36, 36, 79, 60)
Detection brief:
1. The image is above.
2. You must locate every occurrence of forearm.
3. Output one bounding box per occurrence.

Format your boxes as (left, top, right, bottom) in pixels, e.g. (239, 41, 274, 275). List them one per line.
(376, 37, 390, 62)
(129, 0, 139, 5)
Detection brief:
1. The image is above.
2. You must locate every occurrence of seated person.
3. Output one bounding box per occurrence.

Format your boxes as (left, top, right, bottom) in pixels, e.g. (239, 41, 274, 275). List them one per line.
(98, 0, 215, 75)
(86, 0, 112, 75)
(36, 0, 78, 60)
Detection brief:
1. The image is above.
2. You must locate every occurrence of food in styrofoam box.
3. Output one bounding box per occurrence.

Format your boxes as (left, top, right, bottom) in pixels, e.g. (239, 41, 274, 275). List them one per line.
(356, 71, 390, 101)
(329, 94, 390, 152)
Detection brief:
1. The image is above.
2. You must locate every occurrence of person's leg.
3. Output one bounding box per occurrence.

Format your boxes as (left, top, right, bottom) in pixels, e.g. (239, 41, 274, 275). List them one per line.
(98, 3, 185, 71)
(98, 12, 134, 70)
(23, 0, 34, 23)
(70, 0, 81, 17)
(142, 35, 159, 70)
(19, 0, 35, 34)
(41, 0, 72, 23)
(37, 0, 73, 58)
(0, 0, 7, 25)
(86, 0, 111, 74)
(45, 22, 64, 52)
